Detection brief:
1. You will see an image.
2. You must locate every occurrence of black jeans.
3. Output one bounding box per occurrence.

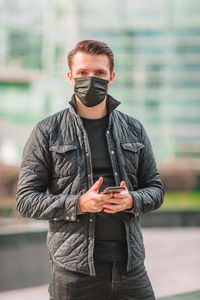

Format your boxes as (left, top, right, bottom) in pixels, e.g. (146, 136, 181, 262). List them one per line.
(49, 259, 155, 300)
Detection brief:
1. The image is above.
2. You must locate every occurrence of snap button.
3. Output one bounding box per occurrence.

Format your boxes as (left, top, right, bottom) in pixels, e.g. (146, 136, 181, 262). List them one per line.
(111, 151, 114, 155)
(114, 172, 118, 176)
(71, 216, 75, 221)
(66, 216, 70, 220)
(107, 131, 109, 134)
(89, 219, 93, 223)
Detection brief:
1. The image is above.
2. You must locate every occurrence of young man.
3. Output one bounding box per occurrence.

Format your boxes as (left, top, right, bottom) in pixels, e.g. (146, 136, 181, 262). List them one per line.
(17, 40, 164, 300)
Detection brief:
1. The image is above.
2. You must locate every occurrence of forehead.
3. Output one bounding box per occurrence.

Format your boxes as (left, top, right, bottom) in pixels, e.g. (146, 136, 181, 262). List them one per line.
(71, 52, 110, 71)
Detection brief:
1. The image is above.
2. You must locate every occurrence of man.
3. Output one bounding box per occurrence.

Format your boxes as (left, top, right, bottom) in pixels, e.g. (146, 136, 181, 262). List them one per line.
(17, 40, 164, 300)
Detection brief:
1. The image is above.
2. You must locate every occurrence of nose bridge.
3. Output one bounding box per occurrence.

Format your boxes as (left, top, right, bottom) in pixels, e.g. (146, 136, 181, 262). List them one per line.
(88, 71, 95, 77)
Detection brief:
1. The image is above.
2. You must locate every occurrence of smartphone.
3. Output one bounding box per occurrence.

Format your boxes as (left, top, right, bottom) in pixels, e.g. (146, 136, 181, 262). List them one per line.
(103, 186, 126, 194)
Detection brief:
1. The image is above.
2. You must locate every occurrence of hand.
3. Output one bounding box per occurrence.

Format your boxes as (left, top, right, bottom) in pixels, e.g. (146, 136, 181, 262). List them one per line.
(101, 181, 134, 214)
(78, 177, 112, 213)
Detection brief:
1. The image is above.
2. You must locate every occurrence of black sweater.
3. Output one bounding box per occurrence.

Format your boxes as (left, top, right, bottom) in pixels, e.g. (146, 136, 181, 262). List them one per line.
(82, 115, 127, 262)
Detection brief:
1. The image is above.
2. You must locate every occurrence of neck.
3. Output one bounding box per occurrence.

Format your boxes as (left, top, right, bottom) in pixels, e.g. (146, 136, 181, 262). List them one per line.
(76, 97, 107, 119)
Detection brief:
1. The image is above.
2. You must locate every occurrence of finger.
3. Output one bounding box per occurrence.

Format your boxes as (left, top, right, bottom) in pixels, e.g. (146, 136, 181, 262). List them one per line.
(103, 204, 122, 213)
(91, 177, 103, 192)
(100, 194, 114, 201)
(103, 198, 121, 204)
(103, 209, 116, 214)
(93, 204, 104, 211)
(113, 191, 128, 198)
(120, 181, 128, 190)
(103, 203, 122, 209)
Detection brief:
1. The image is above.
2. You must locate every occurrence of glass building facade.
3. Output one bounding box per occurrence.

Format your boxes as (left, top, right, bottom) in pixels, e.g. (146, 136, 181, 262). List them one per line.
(0, 0, 200, 163)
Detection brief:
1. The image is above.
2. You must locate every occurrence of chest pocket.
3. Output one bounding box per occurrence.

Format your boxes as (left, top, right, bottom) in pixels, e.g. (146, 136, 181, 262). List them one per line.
(49, 144, 77, 178)
(121, 142, 144, 174)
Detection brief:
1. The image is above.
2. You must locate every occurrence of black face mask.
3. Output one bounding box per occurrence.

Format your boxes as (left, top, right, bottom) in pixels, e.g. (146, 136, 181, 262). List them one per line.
(74, 76, 109, 107)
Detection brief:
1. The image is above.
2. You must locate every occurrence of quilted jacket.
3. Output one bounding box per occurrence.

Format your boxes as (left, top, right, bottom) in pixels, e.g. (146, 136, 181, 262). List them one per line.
(16, 95, 164, 275)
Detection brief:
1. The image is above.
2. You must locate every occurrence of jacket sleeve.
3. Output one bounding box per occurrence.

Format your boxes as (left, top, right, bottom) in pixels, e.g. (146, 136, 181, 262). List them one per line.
(16, 124, 81, 221)
(129, 125, 164, 217)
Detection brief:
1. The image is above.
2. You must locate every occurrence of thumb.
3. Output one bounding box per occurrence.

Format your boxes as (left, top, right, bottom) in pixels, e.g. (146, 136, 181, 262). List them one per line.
(90, 177, 103, 192)
(120, 180, 128, 190)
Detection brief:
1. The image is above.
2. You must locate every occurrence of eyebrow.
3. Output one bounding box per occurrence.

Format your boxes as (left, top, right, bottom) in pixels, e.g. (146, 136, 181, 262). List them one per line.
(76, 68, 87, 72)
(76, 67, 108, 73)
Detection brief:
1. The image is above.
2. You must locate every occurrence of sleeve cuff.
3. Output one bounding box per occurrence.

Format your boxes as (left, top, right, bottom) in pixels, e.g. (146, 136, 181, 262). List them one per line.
(124, 192, 135, 214)
(65, 194, 82, 221)
(76, 201, 85, 215)
(129, 191, 141, 217)
(76, 197, 85, 215)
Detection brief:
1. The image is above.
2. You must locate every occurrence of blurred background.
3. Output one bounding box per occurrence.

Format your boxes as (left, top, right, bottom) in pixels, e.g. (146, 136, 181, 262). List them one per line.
(0, 0, 200, 299)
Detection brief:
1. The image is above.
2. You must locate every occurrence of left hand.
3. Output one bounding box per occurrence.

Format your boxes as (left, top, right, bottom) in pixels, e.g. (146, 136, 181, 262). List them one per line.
(101, 181, 134, 214)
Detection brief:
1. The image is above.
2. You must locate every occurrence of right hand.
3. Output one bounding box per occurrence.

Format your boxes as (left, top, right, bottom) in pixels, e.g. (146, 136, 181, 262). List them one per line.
(78, 177, 105, 213)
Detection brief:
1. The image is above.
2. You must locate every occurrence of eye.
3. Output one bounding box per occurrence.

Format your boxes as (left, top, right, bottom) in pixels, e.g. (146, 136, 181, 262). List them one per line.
(96, 70, 105, 76)
(77, 70, 87, 76)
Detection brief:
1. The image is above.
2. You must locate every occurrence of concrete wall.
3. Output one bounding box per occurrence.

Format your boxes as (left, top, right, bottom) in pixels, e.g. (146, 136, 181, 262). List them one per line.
(0, 231, 49, 291)
(140, 211, 200, 227)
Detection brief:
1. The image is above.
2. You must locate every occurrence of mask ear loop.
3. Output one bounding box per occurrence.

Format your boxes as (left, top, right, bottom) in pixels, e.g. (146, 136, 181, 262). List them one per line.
(71, 73, 77, 107)
(72, 75, 77, 105)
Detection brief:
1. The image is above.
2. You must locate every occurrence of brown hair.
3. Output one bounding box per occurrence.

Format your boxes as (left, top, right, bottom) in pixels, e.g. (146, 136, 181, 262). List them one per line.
(67, 40, 114, 73)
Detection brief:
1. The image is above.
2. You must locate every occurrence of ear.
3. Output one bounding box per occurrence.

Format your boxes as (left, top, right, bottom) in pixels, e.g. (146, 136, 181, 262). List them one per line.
(108, 71, 115, 87)
(67, 71, 75, 86)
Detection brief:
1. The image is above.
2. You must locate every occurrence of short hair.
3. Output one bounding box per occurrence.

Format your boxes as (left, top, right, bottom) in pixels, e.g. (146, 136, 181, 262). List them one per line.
(67, 40, 114, 73)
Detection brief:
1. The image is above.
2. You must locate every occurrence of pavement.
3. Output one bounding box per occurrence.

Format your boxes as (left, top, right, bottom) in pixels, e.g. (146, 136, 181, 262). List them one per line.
(159, 290, 200, 300)
(0, 227, 200, 300)
(143, 228, 200, 298)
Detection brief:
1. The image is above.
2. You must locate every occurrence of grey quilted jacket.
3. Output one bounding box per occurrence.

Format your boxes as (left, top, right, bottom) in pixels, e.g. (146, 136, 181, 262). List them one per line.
(16, 95, 164, 276)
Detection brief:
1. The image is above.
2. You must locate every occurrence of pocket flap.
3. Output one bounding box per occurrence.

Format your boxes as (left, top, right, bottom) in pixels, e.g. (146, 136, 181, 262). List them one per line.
(49, 144, 77, 153)
(121, 142, 144, 152)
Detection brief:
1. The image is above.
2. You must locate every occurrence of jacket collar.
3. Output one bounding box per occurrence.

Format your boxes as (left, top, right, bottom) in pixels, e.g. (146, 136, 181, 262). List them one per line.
(69, 94, 121, 115)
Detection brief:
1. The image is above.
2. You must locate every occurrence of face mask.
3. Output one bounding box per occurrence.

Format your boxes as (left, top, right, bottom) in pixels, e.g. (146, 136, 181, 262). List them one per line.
(74, 76, 109, 107)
